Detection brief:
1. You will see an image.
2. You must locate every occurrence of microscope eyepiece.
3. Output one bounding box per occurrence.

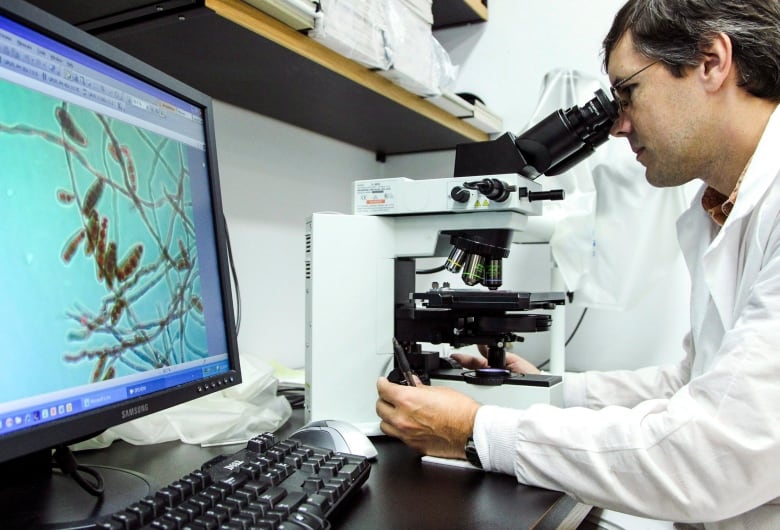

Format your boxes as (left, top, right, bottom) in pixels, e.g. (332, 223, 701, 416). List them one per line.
(514, 88, 618, 178)
(454, 89, 619, 180)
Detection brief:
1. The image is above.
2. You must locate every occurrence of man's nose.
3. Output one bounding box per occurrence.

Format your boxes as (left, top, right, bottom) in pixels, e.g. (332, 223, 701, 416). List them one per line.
(610, 112, 631, 137)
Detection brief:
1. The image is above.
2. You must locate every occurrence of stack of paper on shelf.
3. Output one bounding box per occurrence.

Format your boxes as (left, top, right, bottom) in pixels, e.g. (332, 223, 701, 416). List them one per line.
(304, 0, 456, 97)
(398, 0, 433, 24)
(379, 0, 456, 97)
(242, 0, 319, 31)
(309, 0, 391, 69)
(463, 100, 504, 133)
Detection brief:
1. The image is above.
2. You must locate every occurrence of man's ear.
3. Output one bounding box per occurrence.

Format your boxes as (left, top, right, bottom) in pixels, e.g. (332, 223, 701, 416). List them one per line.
(700, 32, 733, 92)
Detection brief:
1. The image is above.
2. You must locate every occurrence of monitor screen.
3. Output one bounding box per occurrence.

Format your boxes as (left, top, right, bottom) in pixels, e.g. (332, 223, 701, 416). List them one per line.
(0, 0, 240, 483)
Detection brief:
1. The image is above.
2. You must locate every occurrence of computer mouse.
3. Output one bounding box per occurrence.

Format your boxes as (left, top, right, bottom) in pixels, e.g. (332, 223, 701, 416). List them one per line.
(289, 419, 378, 459)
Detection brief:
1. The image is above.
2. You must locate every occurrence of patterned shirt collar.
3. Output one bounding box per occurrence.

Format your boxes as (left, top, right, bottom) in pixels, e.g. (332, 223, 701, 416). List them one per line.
(701, 157, 751, 226)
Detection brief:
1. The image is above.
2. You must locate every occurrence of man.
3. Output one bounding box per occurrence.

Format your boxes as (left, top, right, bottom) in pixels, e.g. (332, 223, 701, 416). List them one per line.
(376, 1, 780, 527)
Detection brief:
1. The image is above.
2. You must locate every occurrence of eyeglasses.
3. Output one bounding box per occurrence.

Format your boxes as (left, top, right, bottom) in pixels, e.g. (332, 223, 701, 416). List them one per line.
(610, 61, 659, 113)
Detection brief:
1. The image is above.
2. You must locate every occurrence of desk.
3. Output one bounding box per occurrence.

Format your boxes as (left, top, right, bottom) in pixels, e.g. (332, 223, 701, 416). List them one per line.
(75, 415, 592, 529)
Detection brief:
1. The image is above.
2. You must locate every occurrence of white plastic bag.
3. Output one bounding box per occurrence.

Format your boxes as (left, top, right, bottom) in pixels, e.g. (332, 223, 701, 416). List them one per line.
(378, 0, 457, 97)
(73, 355, 292, 450)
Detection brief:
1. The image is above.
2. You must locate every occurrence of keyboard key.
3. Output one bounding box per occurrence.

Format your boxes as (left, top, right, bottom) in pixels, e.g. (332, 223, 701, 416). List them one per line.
(205, 506, 230, 524)
(338, 464, 362, 482)
(127, 501, 154, 525)
(276, 520, 311, 530)
(111, 510, 140, 529)
(301, 461, 319, 474)
(191, 514, 220, 529)
(217, 523, 244, 530)
(304, 494, 330, 514)
(275, 491, 307, 515)
(302, 477, 324, 493)
(288, 510, 327, 530)
(149, 517, 179, 530)
(284, 454, 303, 469)
(242, 480, 270, 497)
(140, 495, 166, 518)
(250, 519, 279, 529)
(295, 502, 323, 518)
(157, 486, 182, 507)
(257, 486, 287, 508)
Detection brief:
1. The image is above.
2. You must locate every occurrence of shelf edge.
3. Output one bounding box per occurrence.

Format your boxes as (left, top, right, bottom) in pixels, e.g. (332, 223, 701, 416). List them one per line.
(205, 0, 489, 144)
(463, 0, 488, 22)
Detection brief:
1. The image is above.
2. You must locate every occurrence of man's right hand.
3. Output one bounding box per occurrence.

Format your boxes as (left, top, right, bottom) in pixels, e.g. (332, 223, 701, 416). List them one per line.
(451, 345, 542, 375)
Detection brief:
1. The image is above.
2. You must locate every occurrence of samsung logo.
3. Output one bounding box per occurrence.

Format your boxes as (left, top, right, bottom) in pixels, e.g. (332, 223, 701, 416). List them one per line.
(121, 403, 149, 419)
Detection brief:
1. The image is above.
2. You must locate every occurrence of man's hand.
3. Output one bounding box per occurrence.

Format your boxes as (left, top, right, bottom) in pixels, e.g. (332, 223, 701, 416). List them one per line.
(451, 345, 541, 375)
(376, 377, 480, 459)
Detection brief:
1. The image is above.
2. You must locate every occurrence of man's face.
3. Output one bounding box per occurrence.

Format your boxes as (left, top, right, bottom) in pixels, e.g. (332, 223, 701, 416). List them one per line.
(608, 33, 711, 188)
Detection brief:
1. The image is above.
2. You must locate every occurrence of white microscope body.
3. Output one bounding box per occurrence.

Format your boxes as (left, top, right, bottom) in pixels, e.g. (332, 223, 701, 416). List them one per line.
(305, 175, 565, 435)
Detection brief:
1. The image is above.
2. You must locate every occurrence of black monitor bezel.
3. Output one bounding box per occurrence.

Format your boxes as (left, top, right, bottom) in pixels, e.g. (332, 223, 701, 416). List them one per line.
(0, 0, 242, 464)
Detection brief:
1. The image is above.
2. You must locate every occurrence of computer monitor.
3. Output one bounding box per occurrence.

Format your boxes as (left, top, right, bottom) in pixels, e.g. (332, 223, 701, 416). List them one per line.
(0, 0, 241, 526)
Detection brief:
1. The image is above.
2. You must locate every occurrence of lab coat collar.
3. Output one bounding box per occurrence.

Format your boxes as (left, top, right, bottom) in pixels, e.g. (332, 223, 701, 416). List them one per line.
(715, 104, 780, 230)
(693, 104, 780, 330)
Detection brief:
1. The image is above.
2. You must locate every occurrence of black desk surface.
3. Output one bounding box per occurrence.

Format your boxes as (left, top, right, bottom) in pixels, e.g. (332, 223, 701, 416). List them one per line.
(76, 416, 591, 529)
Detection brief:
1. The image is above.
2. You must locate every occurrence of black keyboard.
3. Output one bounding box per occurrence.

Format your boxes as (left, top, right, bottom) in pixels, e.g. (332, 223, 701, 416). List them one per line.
(96, 432, 371, 530)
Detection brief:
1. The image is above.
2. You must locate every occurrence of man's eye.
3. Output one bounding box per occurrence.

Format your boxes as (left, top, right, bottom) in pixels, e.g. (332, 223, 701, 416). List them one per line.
(619, 84, 637, 102)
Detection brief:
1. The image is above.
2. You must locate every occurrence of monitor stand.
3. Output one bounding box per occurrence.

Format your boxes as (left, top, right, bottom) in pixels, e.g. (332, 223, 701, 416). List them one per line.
(0, 449, 153, 529)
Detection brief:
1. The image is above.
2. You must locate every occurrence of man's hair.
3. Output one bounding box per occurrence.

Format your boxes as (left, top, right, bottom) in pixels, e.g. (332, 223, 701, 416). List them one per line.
(602, 0, 780, 101)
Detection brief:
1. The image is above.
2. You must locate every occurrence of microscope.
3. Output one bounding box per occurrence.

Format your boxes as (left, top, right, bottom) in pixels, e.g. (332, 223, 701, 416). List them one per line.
(305, 89, 617, 434)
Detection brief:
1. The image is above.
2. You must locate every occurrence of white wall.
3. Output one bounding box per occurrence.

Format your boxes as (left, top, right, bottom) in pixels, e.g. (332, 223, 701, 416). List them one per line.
(435, 0, 624, 133)
(212, 0, 691, 373)
(213, 101, 379, 368)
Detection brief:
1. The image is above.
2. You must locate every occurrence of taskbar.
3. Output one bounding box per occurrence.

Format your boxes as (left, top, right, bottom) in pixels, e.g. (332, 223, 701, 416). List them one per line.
(0, 357, 230, 436)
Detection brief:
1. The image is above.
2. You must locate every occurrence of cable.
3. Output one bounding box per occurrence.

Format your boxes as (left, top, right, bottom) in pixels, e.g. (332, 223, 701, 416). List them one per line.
(565, 307, 588, 346)
(277, 383, 305, 409)
(416, 263, 447, 274)
(535, 307, 589, 371)
(223, 213, 242, 336)
(53, 445, 104, 497)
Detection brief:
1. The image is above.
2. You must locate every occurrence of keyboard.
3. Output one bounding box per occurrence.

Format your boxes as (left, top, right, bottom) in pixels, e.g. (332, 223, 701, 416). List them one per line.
(96, 432, 371, 530)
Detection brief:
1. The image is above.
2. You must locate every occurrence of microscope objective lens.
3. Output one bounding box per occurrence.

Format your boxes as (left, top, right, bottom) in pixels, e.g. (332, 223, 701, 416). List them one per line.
(445, 247, 466, 273)
(461, 254, 485, 286)
(484, 258, 503, 289)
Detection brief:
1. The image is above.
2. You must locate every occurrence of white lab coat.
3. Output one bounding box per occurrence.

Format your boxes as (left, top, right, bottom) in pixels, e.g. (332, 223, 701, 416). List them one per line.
(473, 105, 780, 529)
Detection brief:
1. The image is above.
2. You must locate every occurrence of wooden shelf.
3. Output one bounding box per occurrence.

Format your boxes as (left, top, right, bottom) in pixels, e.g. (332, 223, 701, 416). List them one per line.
(27, 0, 490, 155)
